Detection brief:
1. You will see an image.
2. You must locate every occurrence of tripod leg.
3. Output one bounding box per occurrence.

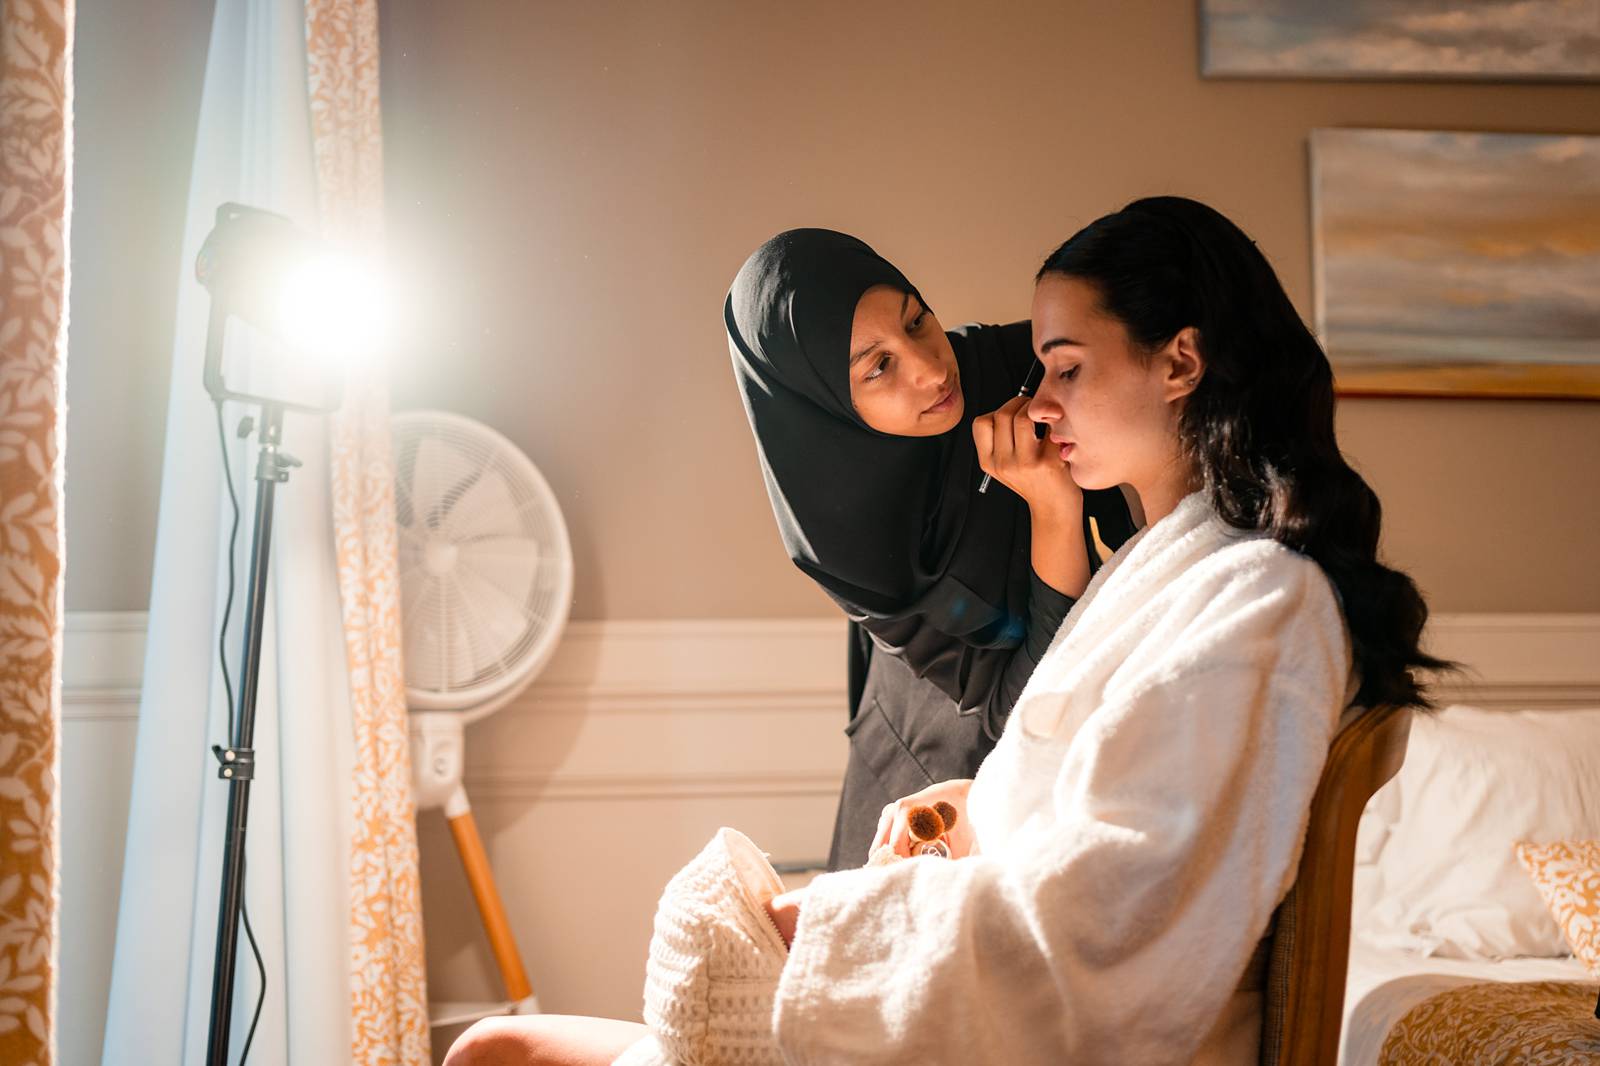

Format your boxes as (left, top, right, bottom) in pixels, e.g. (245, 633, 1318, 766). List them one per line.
(444, 786, 537, 1008)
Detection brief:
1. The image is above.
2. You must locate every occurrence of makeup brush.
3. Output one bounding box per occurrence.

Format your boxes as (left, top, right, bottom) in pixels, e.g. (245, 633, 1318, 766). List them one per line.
(907, 805, 944, 842)
(977, 361, 1047, 495)
(864, 802, 962, 865)
(907, 804, 952, 859)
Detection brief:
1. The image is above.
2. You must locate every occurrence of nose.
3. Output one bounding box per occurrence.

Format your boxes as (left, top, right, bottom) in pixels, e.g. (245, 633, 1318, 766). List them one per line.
(907, 346, 947, 389)
(1026, 391, 1060, 424)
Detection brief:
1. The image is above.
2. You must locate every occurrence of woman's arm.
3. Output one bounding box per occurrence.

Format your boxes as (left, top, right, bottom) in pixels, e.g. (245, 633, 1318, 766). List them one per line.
(991, 569, 1069, 723)
(853, 584, 1060, 742)
(1027, 495, 1091, 600)
(851, 489, 1129, 739)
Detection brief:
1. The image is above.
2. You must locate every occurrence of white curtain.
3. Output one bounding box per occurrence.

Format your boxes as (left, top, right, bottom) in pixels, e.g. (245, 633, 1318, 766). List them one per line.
(102, 0, 358, 1061)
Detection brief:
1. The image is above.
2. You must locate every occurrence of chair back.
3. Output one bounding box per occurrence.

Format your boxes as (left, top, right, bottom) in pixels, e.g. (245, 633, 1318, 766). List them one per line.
(1260, 704, 1412, 1066)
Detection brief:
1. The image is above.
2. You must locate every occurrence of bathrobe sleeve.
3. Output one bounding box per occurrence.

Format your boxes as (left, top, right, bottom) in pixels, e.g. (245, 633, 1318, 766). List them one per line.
(773, 556, 1350, 1066)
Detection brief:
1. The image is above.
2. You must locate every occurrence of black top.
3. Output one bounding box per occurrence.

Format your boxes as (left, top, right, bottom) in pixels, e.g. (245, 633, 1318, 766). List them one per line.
(847, 505, 1136, 740)
(727, 228, 1136, 735)
(727, 230, 1036, 636)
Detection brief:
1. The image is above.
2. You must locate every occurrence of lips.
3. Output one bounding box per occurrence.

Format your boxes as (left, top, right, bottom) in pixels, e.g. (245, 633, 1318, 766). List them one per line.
(924, 385, 956, 414)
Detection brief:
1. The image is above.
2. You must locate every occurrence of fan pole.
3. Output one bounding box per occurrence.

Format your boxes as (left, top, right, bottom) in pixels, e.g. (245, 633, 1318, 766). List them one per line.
(444, 786, 537, 1008)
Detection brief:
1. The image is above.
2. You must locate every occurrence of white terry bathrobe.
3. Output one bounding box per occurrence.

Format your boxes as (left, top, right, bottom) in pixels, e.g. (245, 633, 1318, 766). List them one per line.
(771, 490, 1353, 1065)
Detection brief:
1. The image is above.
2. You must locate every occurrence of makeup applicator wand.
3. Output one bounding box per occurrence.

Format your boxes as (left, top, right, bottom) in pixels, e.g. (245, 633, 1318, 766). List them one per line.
(977, 361, 1048, 494)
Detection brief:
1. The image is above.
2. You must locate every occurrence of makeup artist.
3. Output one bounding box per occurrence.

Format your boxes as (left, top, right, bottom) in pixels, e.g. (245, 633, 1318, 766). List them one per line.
(725, 229, 1138, 870)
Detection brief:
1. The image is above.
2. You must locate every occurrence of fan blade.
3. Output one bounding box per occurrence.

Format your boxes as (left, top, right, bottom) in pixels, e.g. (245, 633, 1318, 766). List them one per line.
(450, 560, 538, 669)
(456, 536, 541, 619)
(437, 575, 481, 691)
(457, 534, 544, 659)
(401, 576, 445, 691)
(412, 434, 483, 531)
(440, 461, 521, 543)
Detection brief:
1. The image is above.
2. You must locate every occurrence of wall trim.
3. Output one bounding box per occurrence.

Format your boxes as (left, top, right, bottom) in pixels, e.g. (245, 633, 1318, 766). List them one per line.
(466, 770, 844, 803)
(63, 610, 147, 715)
(1424, 613, 1600, 708)
(66, 610, 1600, 727)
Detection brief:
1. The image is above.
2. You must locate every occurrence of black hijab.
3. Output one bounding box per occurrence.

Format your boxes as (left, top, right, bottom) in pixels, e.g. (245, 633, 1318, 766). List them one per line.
(726, 229, 1039, 648)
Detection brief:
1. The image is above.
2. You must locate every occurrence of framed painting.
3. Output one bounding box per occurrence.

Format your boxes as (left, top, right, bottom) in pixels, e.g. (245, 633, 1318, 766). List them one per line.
(1201, 0, 1600, 81)
(1311, 128, 1600, 399)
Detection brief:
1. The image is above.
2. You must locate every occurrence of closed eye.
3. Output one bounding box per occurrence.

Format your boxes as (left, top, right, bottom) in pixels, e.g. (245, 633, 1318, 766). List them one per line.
(1058, 366, 1079, 381)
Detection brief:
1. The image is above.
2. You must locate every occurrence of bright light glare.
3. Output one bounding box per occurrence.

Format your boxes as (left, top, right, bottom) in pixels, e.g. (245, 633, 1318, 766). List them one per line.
(275, 252, 387, 366)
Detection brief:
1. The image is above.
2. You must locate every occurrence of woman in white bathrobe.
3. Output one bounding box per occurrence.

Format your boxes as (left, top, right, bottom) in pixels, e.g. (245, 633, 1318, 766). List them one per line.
(445, 196, 1442, 1066)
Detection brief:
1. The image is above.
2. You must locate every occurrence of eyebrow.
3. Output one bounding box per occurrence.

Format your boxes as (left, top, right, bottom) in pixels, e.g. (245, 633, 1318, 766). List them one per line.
(849, 292, 913, 366)
(1039, 336, 1086, 355)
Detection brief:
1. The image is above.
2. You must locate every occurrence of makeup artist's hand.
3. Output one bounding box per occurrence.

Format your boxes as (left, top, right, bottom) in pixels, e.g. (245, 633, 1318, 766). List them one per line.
(873, 778, 978, 861)
(764, 888, 805, 950)
(972, 395, 1081, 512)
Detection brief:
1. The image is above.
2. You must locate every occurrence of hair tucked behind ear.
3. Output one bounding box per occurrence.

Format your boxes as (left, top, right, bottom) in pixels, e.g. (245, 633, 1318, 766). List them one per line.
(1038, 196, 1447, 710)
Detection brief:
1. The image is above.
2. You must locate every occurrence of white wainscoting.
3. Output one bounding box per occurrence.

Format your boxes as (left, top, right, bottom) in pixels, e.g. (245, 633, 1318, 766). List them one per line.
(1424, 614, 1600, 708)
(60, 612, 146, 1066)
(418, 618, 853, 1041)
(61, 611, 1600, 1065)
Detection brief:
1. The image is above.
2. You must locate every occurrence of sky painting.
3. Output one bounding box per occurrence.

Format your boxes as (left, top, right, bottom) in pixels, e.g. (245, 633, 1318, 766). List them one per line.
(1311, 129, 1600, 372)
(1203, 0, 1600, 79)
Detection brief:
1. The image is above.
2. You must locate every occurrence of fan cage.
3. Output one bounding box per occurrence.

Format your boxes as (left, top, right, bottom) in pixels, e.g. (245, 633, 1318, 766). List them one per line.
(392, 410, 573, 716)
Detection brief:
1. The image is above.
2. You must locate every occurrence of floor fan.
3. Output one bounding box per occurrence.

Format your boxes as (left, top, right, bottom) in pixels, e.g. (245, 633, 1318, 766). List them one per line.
(392, 410, 574, 1024)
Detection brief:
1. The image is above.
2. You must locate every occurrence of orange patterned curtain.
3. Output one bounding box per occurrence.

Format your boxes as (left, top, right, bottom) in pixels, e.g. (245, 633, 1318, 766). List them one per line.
(304, 2, 431, 1062)
(0, 1, 71, 1064)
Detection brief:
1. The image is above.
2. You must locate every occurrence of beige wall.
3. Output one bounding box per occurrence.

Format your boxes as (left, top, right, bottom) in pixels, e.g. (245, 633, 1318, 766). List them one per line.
(69, 0, 1600, 618)
(66, 0, 213, 612)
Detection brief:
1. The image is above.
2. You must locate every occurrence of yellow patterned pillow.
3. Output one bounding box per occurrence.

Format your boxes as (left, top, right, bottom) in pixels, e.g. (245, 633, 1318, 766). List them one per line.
(1516, 840, 1600, 978)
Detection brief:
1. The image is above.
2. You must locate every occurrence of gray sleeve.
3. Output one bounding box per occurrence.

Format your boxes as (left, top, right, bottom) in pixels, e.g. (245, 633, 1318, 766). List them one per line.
(986, 570, 1073, 734)
(854, 569, 1074, 742)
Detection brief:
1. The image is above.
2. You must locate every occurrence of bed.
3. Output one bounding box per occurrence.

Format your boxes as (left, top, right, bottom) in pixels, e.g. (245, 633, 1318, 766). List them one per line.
(1339, 940, 1597, 1065)
(1332, 685, 1600, 1066)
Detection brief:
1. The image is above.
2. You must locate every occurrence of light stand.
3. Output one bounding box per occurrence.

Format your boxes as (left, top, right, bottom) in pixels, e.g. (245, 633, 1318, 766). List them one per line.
(205, 399, 295, 1066)
(194, 202, 364, 1066)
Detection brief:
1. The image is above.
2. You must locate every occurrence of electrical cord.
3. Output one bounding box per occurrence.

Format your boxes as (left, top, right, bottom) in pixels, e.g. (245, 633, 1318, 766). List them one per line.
(213, 398, 267, 1064)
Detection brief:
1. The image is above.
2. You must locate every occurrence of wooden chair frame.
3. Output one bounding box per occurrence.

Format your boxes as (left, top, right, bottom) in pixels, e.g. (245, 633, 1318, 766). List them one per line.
(1261, 704, 1412, 1066)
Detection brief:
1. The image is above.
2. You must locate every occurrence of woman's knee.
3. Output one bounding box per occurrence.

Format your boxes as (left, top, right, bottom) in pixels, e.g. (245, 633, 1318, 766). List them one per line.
(443, 1014, 645, 1066)
(442, 1016, 540, 1066)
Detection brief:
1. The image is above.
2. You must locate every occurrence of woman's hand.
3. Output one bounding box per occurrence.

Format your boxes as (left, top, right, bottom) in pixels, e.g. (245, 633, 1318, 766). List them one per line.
(872, 778, 978, 860)
(764, 888, 805, 949)
(975, 394, 1091, 597)
(971, 395, 1081, 513)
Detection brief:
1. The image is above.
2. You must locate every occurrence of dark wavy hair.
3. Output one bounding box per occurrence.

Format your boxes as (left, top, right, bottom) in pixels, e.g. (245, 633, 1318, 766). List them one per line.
(1037, 196, 1445, 710)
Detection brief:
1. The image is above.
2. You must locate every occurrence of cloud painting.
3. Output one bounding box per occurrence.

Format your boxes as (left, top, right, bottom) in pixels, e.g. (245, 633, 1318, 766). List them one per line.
(1203, 0, 1600, 80)
(1311, 128, 1600, 398)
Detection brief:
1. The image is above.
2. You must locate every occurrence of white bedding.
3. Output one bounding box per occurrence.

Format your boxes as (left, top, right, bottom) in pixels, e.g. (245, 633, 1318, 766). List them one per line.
(1337, 703, 1600, 1064)
(1338, 939, 1591, 1066)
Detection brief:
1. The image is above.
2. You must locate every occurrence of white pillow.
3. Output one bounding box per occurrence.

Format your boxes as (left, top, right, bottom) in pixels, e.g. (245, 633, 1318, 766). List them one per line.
(1356, 704, 1600, 960)
(1350, 777, 1401, 920)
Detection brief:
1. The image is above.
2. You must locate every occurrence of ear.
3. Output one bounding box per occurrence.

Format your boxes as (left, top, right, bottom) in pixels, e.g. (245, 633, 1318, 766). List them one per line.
(1158, 326, 1204, 404)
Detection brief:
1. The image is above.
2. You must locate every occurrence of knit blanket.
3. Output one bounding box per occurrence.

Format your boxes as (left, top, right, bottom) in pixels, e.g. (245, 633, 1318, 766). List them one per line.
(613, 828, 789, 1066)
